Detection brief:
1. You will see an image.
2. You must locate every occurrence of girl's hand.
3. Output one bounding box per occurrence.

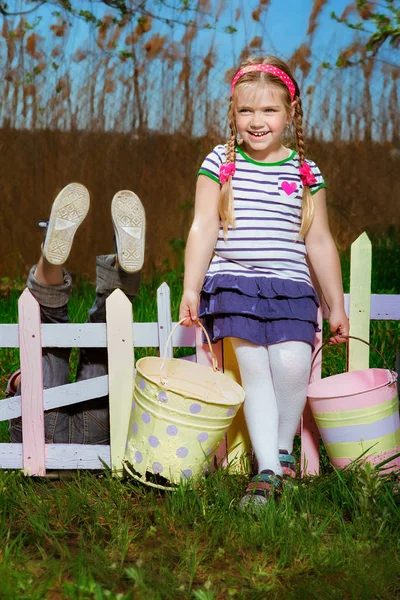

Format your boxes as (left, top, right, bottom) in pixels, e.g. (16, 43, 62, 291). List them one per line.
(179, 290, 200, 327)
(328, 307, 349, 344)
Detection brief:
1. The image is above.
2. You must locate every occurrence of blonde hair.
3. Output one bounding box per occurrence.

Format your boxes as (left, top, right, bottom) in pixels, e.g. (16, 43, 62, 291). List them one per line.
(220, 55, 314, 238)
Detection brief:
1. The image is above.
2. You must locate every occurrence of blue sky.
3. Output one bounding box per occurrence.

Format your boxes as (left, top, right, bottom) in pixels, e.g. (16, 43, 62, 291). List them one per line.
(21, 0, 397, 75)
(26, 0, 386, 66)
(253, 0, 353, 59)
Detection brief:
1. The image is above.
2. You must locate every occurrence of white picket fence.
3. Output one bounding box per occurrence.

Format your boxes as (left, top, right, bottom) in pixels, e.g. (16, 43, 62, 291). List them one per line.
(0, 232, 399, 477)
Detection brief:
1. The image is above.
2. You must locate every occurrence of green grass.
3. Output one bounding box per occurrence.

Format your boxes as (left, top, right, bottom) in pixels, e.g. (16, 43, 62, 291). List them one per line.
(0, 240, 399, 598)
(0, 463, 399, 599)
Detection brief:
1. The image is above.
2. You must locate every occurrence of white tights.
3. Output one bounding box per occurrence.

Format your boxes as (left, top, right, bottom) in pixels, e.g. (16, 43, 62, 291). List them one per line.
(230, 338, 312, 475)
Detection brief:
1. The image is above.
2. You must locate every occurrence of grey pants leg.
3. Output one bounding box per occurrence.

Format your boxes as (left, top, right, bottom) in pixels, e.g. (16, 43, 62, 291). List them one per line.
(10, 255, 140, 445)
(10, 266, 72, 443)
(70, 255, 140, 444)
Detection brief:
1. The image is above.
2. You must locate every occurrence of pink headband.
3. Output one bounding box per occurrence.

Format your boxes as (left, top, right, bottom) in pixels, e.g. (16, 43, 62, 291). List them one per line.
(230, 64, 296, 101)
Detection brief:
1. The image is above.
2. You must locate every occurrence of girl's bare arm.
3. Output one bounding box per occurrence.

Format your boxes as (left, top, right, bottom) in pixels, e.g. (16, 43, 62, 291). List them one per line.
(179, 175, 220, 326)
(305, 187, 349, 342)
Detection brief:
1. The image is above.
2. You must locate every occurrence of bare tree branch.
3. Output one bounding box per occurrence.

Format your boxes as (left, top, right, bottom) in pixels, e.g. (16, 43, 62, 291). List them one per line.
(0, 0, 231, 34)
(0, 0, 46, 16)
(90, 0, 211, 28)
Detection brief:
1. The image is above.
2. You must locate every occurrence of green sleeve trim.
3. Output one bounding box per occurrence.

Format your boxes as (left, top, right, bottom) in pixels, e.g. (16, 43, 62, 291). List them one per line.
(198, 169, 220, 184)
(310, 182, 327, 196)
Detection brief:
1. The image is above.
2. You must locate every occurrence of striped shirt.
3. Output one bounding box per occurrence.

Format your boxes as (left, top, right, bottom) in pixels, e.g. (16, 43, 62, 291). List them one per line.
(198, 144, 326, 286)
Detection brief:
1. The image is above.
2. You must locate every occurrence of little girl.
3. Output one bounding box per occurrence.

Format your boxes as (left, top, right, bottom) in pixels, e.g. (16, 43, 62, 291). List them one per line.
(179, 55, 349, 506)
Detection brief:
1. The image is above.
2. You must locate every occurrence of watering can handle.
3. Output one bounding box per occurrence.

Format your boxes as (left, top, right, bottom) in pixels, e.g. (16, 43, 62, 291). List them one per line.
(310, 335, 397, 383)
(159, 318, 219, 386)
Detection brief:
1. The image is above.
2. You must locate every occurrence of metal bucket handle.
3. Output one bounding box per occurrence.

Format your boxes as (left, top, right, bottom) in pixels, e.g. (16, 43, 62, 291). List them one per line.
(160, 318, 219, 386)
(311, 335, 397, 384)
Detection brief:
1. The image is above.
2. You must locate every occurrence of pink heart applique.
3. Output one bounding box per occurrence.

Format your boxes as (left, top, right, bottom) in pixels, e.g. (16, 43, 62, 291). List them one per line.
(281, 181, 297, 195)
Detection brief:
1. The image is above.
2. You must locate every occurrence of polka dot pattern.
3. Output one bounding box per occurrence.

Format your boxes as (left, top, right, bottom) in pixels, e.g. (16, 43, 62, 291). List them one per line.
(158, 391, 168, 403)
(182, 469, 192, 479)
(139, 379, 146, 390)
(167, 425, 178, 436)
(227, 408, 235, 417)
(230, 64, 296, 100)
(131, 400, 136, 411)
(142, 412, 150, 424)
(149, 435, 159, 448)
(132, 421, 138, 435)
(176, 447, 189, 459)
(190, 403, 201, 414)
(197, 432, 209, 443)
(135, 451, 143, 464)
(153, 462, 163, 474)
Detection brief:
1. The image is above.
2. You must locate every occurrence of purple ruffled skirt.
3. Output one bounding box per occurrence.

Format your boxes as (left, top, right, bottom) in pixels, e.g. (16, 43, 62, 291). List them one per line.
(199, 274, 320, 349)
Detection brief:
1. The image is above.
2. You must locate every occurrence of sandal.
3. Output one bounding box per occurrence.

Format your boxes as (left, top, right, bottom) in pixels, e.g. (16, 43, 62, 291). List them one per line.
(5, 369, 21, 398)
(279, 450, 297, 481)
(239, 469, 283, 509)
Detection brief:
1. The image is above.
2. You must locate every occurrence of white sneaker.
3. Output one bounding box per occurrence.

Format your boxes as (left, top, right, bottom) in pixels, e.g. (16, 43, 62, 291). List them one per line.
(111, 190, 145, 273)
(42, 183, 90, 265)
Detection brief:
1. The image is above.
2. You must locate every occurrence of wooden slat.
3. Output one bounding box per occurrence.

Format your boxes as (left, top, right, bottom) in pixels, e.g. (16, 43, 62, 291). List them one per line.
(223, 338, 251, 474)
(0, 321, 198, 348)
(1, 295, 400, 349)
(194, 325, 223, 369)
(18, 289, 46, 476)
(39, 323, 107, 347)
(301, 306, 323, 476)
(0, 376, 109, 421)
(181, 355, 197, 363)
(106, 289, 134, 476)
(0, 324, 18, 347)
(194, 327, 227, 468)
(0, 395, 22, 421)
(46, 444, 111, 469)
(370, 294, 400, 320)
(349, 232, 372, 371)
(172, 323, 196, 347)
(157, 283, 173, 358)
(0, 444, 110, 469)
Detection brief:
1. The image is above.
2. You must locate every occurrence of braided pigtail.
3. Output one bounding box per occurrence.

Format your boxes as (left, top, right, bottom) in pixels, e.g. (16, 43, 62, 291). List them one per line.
(219, 103, 237, 240)
(294, 97, 314, 237)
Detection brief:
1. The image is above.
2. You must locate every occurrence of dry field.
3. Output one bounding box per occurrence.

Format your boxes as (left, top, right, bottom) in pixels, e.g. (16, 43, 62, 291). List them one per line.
(0, 128, 399, 281)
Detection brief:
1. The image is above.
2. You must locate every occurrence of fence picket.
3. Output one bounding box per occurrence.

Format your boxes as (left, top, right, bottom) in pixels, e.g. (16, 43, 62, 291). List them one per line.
(349, 232, 372, 371)
(221, 339, 250, 473)
(157, 283, 173, 358)
(194, 327, 227, 468)
(194, 326, 223, 369)
(18, 289, 46, 476)
(301, 306, 324, 475)
(106, 289, 134, 476)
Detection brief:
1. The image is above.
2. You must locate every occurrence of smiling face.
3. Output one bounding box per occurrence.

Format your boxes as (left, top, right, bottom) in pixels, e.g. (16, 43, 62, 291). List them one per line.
(234, 82, 294, 162)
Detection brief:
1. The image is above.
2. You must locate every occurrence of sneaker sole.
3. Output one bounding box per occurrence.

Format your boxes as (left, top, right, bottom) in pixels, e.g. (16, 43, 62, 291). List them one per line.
(111, 190, 145, 273)
(43, 183, 90, 265)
